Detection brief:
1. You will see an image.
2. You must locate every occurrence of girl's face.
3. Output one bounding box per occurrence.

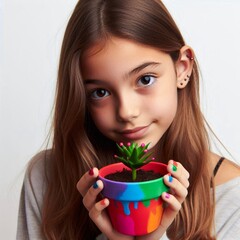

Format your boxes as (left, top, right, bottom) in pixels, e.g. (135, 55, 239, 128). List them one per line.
(81, 37, 179, 150)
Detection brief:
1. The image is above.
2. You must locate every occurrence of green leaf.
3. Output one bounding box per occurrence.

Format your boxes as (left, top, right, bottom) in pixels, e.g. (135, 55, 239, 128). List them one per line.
(130, 147, 138, 164)
(115, 142, 153, 180)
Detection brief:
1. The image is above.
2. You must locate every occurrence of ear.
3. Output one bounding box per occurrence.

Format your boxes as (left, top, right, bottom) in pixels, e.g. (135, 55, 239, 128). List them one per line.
(175, 46, 195, 89)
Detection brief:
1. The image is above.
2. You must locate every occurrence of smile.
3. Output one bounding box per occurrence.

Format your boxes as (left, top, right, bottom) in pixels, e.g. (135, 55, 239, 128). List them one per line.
(120, 126, 149, 140)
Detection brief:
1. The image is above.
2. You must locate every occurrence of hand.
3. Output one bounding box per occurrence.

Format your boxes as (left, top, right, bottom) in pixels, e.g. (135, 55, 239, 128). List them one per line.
(136, 160, 190, 240)
(76, 168, 134, 240)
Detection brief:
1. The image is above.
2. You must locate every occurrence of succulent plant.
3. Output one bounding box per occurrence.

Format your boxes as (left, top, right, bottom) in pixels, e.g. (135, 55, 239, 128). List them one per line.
(114, 142, 155, 181)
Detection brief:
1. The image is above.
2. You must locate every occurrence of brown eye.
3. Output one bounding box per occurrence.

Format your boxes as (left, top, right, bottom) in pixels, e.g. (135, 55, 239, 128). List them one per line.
(91, 89, 110, 99)
(138, 75, 156, 86)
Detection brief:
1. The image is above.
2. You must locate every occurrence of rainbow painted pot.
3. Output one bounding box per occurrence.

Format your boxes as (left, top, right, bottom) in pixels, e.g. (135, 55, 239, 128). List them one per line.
(98, 162, 169, 236)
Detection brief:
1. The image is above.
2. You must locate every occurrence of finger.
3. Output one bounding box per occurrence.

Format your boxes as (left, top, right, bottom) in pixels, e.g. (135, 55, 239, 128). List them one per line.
(160, 192, 182, 229)
(89, 198, 110, 223)
(168, 160, 189, 178)
(76, 168, 99, 196)
(82, 180, 103, 211)
(162, 192, 181, 211)
(167, 160, 190, 188)
(88, 199, 114, 236)
(163, 174, 188, 203)
(89, 199, 133, 240)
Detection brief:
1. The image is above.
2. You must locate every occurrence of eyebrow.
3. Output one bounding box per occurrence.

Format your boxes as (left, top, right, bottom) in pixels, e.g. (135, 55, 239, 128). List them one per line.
(127, 61, 160, 76)
(84, 61, 160, 85)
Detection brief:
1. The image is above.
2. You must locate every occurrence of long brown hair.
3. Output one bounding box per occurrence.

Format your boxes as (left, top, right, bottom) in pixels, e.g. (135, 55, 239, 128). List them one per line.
(41, 0, 215, 239)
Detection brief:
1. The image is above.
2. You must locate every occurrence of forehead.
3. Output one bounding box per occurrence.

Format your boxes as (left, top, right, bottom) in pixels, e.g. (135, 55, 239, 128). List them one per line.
(81, 37, 171, 74)
(82, 38, 108, 58)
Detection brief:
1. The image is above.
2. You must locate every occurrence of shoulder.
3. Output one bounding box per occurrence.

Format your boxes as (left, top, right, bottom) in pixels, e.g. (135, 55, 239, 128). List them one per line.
(210, 152, 240, 186)
(23, 150, 52, 201)
(215, 176, 240, 238)
(214, 156, 240, 197)
(209, 153, 240, 238)
(25, 150, 52, 179)
(17, 150, 52, 239)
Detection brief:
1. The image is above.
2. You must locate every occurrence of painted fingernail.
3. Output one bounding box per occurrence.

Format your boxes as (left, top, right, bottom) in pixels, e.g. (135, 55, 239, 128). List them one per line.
(88, 168, 94, 176)
(165, 193, 170, 199)
(168, 173, 173, 182)
(100, 199, 106, 206)
(93, 182, 98, 189)
(172, 161, 178, 172)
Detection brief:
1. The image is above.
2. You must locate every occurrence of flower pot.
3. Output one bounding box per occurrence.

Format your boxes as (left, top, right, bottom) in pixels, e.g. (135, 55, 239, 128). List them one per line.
(98, 162, 169, 236)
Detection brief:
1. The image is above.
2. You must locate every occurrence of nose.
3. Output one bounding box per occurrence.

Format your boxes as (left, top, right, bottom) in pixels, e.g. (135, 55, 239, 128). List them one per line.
(116, 92, 140, 122)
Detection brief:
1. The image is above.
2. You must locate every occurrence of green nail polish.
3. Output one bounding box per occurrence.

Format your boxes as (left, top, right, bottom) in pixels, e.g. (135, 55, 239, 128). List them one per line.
(172, 164, 177, 172)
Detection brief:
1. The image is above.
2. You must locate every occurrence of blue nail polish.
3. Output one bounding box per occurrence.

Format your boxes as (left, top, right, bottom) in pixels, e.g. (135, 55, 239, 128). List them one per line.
(93, 182, 98, 189)
(169, 175, 173, 183)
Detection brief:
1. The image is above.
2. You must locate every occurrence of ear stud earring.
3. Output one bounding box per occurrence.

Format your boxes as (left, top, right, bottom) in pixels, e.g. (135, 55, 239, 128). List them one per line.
(184, 74, 191, 82)
(186, 53, 194, 61)
(186, 49, 194, 61)
(180, 74, 191, 86)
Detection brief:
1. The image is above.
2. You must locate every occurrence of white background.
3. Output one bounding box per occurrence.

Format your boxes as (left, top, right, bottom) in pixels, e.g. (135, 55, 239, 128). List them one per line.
(1, 0, 240, 239)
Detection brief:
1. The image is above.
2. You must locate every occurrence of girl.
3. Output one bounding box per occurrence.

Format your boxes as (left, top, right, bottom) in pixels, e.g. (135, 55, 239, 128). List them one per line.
(17, 0, 240, 240)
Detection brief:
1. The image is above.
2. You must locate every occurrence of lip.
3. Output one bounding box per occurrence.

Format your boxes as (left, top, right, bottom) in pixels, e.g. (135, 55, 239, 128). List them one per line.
(120, 126, 149, 140)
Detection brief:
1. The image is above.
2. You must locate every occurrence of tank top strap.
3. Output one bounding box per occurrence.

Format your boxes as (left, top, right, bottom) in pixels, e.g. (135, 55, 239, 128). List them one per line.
(213, 157, 225, 177)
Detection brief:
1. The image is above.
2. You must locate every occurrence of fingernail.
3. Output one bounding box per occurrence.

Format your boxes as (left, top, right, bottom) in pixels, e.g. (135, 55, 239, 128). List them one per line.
(165, 193, 170, 199)
(172, 165, 177, 172)
(172, 161, 178, 172)
(168, 173, 173, 182)
(100, 199, 106, 206)
(93, 182, 98, 189)
(89, 168, 94, 176)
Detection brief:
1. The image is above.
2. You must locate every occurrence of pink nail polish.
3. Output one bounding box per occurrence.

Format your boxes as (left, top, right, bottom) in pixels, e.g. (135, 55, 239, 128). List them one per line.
(165, 193, 170, 199)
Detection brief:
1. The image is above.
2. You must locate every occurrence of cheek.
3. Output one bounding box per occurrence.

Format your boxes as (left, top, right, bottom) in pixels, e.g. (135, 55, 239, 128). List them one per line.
(163, 92, 178, 117)
(89, 106, 113, 132)
(149, 89, 178, 123)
